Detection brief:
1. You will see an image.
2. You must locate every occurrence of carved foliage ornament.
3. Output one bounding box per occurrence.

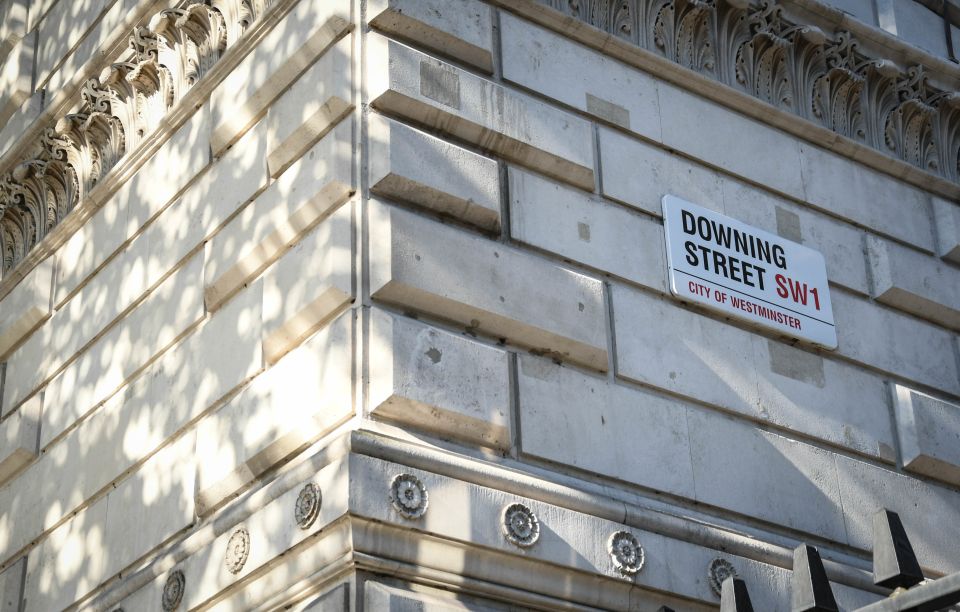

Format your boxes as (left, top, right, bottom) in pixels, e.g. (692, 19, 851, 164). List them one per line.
(295, 482, 322, 529)
(161, 569, 186, 611)
(224, 526, 250, 574)
(502, 503, 540, 547)
(608, 530, 645, 575)
(538, 0, 960, 183)
(708, 557, 738, 595)
(390, 473, 429, 520)
(0, 0, 273, 280)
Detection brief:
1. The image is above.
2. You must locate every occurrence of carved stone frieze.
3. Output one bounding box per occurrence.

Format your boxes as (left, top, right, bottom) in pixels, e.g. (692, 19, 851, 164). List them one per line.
(0, 0, 273, 279)
(161, 569, 186, 610)
(538, 0, 960, 185)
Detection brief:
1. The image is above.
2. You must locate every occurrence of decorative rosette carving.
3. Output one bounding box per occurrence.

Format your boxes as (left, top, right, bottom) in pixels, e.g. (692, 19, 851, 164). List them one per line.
(224, 526, 250, 574)
(502, 503, 540, 548)
(390, 473, 429, 520)
(608, 531, 645, 575)
(708, 558, 738, 596)
(161, 569, 186, 611)
(294, 482, 322, 529)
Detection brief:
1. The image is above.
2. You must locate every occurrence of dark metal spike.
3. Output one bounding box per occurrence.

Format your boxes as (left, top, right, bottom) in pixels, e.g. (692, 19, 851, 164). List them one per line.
(792, 544, 839, 612)
(721, 577, 755, 612)
(873, 509, 924, 589)
(656, 608, 676, 612)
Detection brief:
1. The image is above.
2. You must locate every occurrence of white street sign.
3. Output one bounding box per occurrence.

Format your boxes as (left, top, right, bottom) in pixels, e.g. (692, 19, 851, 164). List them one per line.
(662, 195, 837, 349)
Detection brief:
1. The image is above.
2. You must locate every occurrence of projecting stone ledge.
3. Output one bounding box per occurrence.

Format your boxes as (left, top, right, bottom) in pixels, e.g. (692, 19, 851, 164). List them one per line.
(368, 200, 608, 371)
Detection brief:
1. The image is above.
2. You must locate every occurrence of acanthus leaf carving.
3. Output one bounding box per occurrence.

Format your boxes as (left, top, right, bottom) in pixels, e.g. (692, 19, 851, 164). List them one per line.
(0, 0, 275, 278)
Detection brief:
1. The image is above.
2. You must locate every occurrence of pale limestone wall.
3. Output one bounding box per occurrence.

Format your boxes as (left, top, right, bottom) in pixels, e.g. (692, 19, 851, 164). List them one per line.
(0, 0, 957, 610)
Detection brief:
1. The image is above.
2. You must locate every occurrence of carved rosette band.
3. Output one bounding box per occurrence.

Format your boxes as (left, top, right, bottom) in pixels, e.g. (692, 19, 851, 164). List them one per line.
(708, 558, 738, 595)
(161, 569, 186, 611)
(541, 0, 960, 184)
(294, 482, 322, 529)
(0, 0, 273, 279)
(224, 526, 250, 574)
(502, 503, 540, 548)
(608, 531, 645, 575)
(390, 474, 429, 519)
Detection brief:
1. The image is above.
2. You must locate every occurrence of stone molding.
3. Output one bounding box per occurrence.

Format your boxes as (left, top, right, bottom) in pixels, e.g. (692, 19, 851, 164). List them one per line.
(536, 0, 960, 184)
(0, 0, 274, 281)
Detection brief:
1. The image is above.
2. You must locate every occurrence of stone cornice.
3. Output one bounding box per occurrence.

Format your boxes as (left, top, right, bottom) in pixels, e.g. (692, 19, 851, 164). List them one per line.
(512, 0, 960, 199)
(0, 0, 291, 295)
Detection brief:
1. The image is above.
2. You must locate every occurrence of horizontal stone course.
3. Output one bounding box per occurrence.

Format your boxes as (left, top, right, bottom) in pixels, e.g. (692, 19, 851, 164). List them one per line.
(509, 166, 666, 292)
(195, 311, 353, 516)
(22, 432, 197, 611)
(210, 0, 352, 156)
(368, 113, 500, 231)
(368, 34, 595, 190)
(611, 284, 895, 460)
(204, 120, 353, 313)
(369, 308, 510, 449)
(893, 385, 960, 487)
(866, 234, 960, 330)
(265, 34, 352, 178)
(262, 203, 353, 365)
(500, 12, 660, 141)
(369, 0, 493, 73)
(0, 258, 52, 364)
(368, 200, 608, 371)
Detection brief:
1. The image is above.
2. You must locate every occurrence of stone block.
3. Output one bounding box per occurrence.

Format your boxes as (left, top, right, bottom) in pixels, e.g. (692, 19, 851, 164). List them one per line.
(836, 454, 960, 574)
(368, 113, 500, 230)
(599, 127, 724, 217)
(32, 253, 205, 436)
(832, 289, 959, 395)
(0, 394, 39, 485)
(799, 143, 936, 252)
(0, 258, 52, 361)
(0, 35, 32, 126)
(866, 235, 960, 330)
(0, 0, 27, 59)
(195, 312, 353, 515)
(369, 309, 510, 449)
(54, 106, 212, 306)
(509, 166, 666, 291)
(205, 120, 353, 312)
(35, 0, 111, 84)
(500, 12, 661, 140)
(0, 90, 40, 159)
(893, 385, 960, 486)
(369, 200, 608, 371)
(754, 338, 895, 461)
(612, 284, 895, 459)
(933, 197, 960, 263)
(612, 284, 759, 415)
(893, 0, 948, 58)
(369, 0, 493, 72)
(659, 82, 805, 199)
(686, 407, 848, 542)
(265, 35, 352, 177)
(517, 355, 695, 497)
(210, 0, 352, 155)
(823, 0, 876, 24)
(23, 433, 196, 611)
(0, 557, 25, 612)
(368, 34, 595, 190)
(720, 179, 870, 296)
(41, 278, 261, 458)
(262, 203, 353, 364)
